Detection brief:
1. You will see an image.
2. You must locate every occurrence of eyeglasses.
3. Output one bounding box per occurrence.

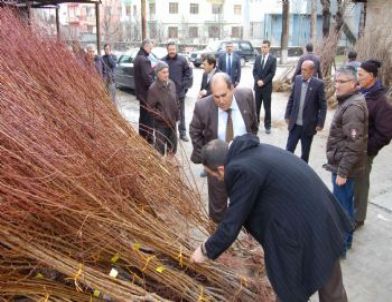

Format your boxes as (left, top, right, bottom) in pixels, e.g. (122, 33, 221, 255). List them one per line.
(335, 79, 354, 84)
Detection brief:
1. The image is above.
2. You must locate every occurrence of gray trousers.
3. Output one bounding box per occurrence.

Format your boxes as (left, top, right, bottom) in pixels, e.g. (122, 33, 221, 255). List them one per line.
(354, 155, 375, 223)
(276, 261, 347, 302)
(106, 82, 116, 104)
(178, 96, 186, 137)
(206, 174, 228, 223)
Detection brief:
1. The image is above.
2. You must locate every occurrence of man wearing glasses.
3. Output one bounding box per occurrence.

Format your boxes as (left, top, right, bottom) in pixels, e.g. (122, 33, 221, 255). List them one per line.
(323, 67, 368, 255)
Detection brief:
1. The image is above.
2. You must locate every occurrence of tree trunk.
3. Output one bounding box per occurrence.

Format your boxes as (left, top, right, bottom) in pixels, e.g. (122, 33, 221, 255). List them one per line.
(141, 0, 147, 40)
(358, 2, 366, 38)
(320, 0, 330, 38)
(280, 0, 290, 64)
(334, 0, 345, 33)
(310, 0, 317, 45)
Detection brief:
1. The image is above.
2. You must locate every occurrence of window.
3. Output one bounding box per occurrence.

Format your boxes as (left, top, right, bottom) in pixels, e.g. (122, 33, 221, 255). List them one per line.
(240, 42, 252, 51)
(149, 22, 158, 39)
(149, 3, 156, 15)
(208, 25, 220, 38)
(231, 26, 243, 38)
(133, 5, 137, 17)
(119, 55, 132, 64)
(169, 2, 178, 14)
(212, 4, 222, 14)
(125, 5, 131, 16)
(168, 26, 178, 38)
(234, 4, 242, 15)
(190, 3, 199, 14)
(189, 26, 198, 38)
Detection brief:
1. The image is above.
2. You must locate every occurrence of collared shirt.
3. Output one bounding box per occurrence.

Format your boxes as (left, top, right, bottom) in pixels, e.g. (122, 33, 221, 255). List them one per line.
(296, 78, 311, 126)
(217, 95, 247, 141)
(207, 68, 217, 83)
(261, 53, 269, 68)
(226, 53, 232, 69)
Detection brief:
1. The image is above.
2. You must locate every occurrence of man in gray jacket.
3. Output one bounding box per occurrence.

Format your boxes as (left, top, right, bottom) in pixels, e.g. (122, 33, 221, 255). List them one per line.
(324, 66, 368, 254)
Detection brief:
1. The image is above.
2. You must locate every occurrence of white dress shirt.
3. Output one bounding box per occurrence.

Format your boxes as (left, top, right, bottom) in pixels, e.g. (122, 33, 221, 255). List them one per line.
(217, 95, 247, 141)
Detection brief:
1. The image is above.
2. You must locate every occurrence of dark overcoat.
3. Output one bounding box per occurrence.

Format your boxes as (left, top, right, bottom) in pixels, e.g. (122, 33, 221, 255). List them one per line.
(205, 134, 352, 302)
(285, 75, 327, 136)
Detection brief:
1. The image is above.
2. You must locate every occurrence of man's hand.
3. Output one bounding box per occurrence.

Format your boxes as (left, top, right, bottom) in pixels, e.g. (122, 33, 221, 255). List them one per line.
(190, 245, 207, 263)
(257, 80, 264, 87)
(316, 126, 323, 132)
(335, 175, 347, 186)
(198, 90, 207, 99)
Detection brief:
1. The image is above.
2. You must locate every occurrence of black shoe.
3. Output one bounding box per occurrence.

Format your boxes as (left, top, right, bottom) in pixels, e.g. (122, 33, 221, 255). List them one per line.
(265, 128, 271, 134)
(180, 136, 189, 142)
(354, 221, 364, 231)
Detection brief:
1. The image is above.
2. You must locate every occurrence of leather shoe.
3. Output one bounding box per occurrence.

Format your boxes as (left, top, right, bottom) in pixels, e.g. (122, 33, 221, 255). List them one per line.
(265, 128, 271, 134)
(180, 136, 189, 142)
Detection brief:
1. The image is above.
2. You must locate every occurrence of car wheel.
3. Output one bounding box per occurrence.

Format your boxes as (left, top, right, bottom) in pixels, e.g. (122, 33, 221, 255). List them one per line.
(240, 57, 246, 67)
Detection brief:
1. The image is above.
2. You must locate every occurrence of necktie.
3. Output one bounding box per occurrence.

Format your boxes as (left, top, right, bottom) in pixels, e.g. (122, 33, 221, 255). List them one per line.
(260, 55, 265, 70)
(227, 54, 232, 77)
(225, 108, 234, 143)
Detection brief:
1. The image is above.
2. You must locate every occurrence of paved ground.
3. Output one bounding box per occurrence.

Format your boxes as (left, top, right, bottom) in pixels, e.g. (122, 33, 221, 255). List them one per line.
(116, 65, 392, 301)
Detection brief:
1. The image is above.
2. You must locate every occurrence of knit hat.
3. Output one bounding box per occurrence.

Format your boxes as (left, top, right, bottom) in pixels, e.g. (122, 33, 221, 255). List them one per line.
(155, 61, 169, 74)
(360, 60, 382, 77)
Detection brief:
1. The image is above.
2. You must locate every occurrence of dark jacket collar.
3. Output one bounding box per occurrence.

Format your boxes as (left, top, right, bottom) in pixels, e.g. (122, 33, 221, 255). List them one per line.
(226, 134, 260, 165)
(137, 47, 150, 57)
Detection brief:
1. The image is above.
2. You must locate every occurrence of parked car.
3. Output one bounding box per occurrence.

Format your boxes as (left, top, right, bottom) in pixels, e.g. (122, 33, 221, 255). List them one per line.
(114, 47, 168, 90)
(189, 40, 257, 68)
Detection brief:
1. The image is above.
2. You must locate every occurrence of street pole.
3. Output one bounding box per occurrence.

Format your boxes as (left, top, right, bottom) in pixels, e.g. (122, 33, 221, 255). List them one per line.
(95, 2, 101, 54)
(141, 0, 147, 40)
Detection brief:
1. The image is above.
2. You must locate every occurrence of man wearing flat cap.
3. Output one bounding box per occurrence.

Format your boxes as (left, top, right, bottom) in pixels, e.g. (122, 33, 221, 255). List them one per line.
(147, 61, 179, 157)
(354, 60, 392, 228)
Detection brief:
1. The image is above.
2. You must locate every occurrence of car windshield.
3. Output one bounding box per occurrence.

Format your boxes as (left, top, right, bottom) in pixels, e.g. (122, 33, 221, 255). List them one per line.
(204, 41, 222, 52)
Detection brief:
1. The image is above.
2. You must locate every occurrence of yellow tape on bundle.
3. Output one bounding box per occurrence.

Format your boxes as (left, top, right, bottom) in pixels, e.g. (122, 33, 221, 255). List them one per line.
(177, 247, 184, 268)
(93, 289, 101, 297)
(35, 272, 44, 279)
(197, 286, 208, 302)
(156, 265, 166, 273)
(132, 242, 141, 251)
(111, 253, 120, 263)
(65, 263, 84, 292)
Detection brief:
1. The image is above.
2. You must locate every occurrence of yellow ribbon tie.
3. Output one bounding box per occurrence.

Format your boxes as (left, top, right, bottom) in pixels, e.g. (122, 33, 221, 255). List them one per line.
(141, 255, 156, 272)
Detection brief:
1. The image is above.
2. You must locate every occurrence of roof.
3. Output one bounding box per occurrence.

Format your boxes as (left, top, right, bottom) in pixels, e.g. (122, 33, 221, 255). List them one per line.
(0, 0, 101, 8)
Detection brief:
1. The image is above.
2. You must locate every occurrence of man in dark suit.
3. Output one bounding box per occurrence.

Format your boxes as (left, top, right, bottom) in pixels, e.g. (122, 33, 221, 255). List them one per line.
(292, 42, 323, 81)
(218, 41, 241, 87)
(285, 60, 327, 163)
(190, 73, 258, 223)
(191, 134, 351, 302)
(198, 54, 219, 99)
(134, 39, 155, 143)
(253, 40, 277, 134)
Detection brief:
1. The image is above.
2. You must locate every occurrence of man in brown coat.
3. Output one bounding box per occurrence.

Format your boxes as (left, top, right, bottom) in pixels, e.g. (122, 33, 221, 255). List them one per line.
(189, 73, 258, 223)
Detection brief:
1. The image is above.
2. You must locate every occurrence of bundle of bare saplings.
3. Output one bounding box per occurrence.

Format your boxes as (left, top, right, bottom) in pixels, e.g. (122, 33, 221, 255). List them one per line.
(0, 9, 274, 302)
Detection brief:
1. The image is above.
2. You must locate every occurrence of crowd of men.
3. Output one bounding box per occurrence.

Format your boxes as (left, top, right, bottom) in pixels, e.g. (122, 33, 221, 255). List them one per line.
(86, 39, 392, 302)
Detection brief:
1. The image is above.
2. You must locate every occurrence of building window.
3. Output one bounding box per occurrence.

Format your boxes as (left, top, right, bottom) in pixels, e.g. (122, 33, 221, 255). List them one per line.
(189, 26, 198, 38)
(150, 22, 158, 39)
(234, 4, 241, 15)
(190, 3, 199, 14)
(208, 25, 220, 38)
(231, 26, 243, 38)
(125, 5, 131, 16)
(212, 4, 222, 14)
(169, 2, 179, 14)
(149, 3, 156, 15)
(133, 5, 137, 17)
(168, 26, 178, 38)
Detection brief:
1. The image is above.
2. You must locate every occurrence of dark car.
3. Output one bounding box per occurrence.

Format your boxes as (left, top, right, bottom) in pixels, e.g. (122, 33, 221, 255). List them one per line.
(114, 47, 168, 90)
(114, 47, 194, 91)
(189, 40, 257, 68)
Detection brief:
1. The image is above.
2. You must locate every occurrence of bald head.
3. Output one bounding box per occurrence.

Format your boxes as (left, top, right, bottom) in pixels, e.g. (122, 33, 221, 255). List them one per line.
(301, 60, 315, 80)
(210, 73, 234, 111)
